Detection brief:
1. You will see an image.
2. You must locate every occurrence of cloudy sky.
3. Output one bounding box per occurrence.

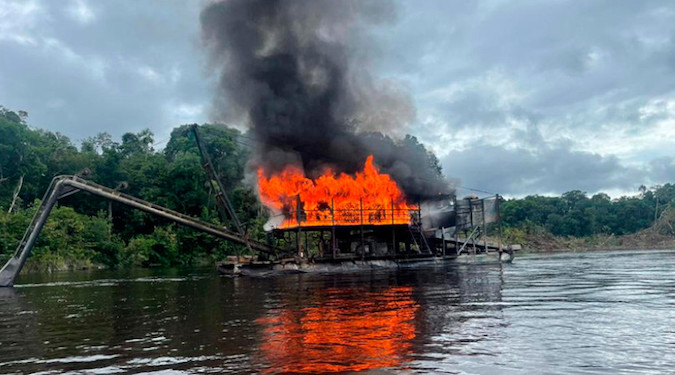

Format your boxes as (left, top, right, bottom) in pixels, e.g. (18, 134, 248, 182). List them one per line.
(1, 0, 674, 197)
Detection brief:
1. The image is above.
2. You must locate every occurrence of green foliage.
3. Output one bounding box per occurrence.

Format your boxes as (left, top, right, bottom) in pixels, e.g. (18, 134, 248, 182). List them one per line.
(0, 105, 267, 271)
(0, 202, 122, 271)
(121, 226, 179, 267)
(0, 109, 89, 210)
(501, 184, 675, 238)
(0, 205, 32, 264)
(502, 226, 528, 245)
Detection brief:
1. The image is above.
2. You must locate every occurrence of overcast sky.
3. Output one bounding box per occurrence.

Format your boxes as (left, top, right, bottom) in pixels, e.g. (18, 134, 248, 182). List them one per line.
(1, 0, 674, 197)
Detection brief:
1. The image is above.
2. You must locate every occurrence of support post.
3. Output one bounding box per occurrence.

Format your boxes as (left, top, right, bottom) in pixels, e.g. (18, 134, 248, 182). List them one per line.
(482, 198, 487, 253)
(360, 198, 365, 260)
(331, 198, 336, 259)
(441, 226, 446, 258)
(296, 195, 302, 258)
(391, 197, 396, 257)
(0, 180, 63, 287)
(470, 199, 476, 259)
(497, 194, 503, 261)
(454, 196, 459, 255)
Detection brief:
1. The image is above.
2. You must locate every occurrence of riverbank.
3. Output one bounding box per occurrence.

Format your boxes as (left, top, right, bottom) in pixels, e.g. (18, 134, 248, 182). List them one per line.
(516, 230, 675, 253)
(507, 206, 675, 253)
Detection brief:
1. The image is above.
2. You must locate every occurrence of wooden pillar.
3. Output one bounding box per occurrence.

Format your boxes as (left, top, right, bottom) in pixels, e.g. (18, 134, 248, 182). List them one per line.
(296, 195, 302, 258)
(454, 196, 459, 255)
(391, 197, 396, 257)
(296, 228, 301, 258)
(360, 198, 365, 260)
(470, 199, 476, 258)
(331, 198, 336, 259)
(441, 226, 446, 258)
(482, 198, 487, 253)
(497, 194, 504, 260)
(305, 230, 309, 258)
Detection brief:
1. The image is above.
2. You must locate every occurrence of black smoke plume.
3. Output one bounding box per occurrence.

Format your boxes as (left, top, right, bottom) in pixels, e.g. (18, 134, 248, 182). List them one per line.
(201, 0, 451, 201)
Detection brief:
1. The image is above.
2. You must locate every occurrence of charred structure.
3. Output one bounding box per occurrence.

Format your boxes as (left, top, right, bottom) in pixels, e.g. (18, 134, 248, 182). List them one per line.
(265, 193, 506, 263)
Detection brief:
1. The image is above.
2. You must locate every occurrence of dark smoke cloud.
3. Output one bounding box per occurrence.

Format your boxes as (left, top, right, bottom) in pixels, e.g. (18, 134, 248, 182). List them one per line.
(200, 0, 450, 200)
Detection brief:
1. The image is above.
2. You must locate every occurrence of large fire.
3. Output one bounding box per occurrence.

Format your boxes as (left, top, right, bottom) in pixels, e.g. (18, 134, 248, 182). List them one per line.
(257, 155, 418, 228)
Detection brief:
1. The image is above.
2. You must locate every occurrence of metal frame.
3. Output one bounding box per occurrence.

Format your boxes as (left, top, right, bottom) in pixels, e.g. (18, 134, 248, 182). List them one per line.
(268, 203, 418, 230)
(271, 199, 433, 259)
(450, 195, 503, 256)
(0, 175, 274, 287)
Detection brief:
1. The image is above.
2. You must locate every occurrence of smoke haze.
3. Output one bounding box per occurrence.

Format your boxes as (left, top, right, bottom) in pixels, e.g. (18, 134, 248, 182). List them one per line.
(201, 0, 450, 200)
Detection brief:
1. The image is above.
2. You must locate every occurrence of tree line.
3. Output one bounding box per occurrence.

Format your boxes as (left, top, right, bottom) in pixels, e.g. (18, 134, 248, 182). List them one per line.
(500, 185, 675, 238)
(0, 106, 265, 270)
(0, 106, 441, 269)
(1, 105, 673, 269)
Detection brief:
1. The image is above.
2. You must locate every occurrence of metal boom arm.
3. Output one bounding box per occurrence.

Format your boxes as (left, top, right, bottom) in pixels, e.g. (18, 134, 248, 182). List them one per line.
(0, 175, 275, 287)
(190, 125, 252, 254)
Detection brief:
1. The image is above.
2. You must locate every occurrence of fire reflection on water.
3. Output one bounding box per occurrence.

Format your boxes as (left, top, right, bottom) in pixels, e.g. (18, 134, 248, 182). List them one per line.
(256, 286, 419, 373)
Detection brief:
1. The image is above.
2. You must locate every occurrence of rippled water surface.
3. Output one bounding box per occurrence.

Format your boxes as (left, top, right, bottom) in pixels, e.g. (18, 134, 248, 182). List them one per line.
(1, 250, 675, 374)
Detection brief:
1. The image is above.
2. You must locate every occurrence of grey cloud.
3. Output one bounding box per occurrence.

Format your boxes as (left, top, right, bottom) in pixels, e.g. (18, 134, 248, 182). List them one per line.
(0, 0, 673, 197)
(379, 0, 675, 195)
(437, 88, 511, 129)
(0, 0, 209, 143)
(386, 0, 675, 132)
(649, 157, 675, 183)
(442, 142, 647, 196)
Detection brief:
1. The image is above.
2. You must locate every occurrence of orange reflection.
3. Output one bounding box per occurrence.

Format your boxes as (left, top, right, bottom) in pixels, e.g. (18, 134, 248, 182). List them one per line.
(256, 286, 418, 373)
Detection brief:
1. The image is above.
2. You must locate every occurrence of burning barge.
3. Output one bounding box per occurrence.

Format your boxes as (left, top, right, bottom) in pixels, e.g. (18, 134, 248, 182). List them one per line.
(218, 203, 515, 277)
(0, 128, 514, 287)
(218, 156, 515, 277)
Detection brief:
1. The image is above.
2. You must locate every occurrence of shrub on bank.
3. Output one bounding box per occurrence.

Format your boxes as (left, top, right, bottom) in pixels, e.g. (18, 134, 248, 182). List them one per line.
(0, 204, 244, 271)
(0, 202, 123, 272)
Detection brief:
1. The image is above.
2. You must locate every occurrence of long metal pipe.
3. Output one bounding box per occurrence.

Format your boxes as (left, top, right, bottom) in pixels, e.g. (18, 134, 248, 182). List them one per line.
(0, 176, 275, 287)
(60, 178, 273, 253)
(0, 180, 63, 287)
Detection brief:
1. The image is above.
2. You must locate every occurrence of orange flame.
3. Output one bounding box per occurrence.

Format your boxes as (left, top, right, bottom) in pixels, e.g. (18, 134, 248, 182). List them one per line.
(257, 155, 418, 228)
(256, 286, 418, 373)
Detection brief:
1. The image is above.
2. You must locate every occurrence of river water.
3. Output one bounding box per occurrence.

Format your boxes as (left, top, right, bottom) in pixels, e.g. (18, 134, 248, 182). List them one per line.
(1, 250, 674, 374)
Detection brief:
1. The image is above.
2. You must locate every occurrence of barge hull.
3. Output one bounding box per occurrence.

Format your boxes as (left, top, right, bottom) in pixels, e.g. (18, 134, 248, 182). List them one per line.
(218, 251, 514, 277)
